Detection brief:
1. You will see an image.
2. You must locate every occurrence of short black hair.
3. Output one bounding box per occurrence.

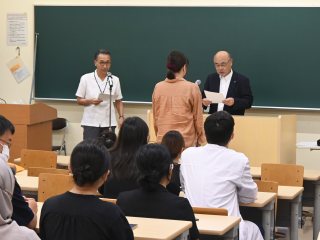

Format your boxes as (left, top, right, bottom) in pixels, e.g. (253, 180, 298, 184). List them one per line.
(204, 111, 234, 146)
(0, 115, 15, 137)
(70, 140, 110, 187)
(94, 49, 111, 60)
(137, 144, 172, 192)
(161, 130, 185, 160)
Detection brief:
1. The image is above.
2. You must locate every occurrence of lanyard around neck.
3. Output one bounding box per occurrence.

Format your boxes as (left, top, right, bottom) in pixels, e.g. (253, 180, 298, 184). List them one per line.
(94, 72, 108, 94)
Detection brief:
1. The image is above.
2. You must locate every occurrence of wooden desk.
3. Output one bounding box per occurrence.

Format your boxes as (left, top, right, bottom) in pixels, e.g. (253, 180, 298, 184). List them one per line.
(181, 191, 275, 240)
(240, 192, 276, 240)
(15, 174, 38, 192)
(127, 216, 191, 240)
(278, 186, 304, 240)
(251, 167, 320, 182)
(251, 166, 320, 240)
(14, 155, 70, 167)
(278, 186, 304, 200)
(16, 170, 28, 176)
(37, 202, 192, 240)
(303, 171, 320, 240)
(250, 166, 261, 179)
(195, 214, 240, 239)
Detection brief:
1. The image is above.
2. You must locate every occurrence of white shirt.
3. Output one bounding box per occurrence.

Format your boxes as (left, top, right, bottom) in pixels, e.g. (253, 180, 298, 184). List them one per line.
(76, 70, 123, 127)
(180, 144, 263, 240)
(180, 143, 257, 217)
(217, 70, 233, 111)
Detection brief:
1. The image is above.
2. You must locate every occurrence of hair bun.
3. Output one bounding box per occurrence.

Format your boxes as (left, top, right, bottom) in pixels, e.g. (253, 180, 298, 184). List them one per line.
(138, 169, 161, 191)
(73, 164, 95, 186)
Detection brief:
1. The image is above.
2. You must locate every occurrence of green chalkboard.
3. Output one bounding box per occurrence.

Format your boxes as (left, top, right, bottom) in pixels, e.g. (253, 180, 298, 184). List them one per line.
(35, 6, 320, 109)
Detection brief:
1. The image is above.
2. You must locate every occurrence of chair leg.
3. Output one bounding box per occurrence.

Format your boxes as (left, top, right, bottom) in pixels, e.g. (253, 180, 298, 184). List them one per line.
(63, 145, 66, 156)
(62, 140, 66, 156)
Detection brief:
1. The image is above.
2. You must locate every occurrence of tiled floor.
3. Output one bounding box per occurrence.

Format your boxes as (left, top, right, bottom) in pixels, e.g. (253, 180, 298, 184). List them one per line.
(299, 217, 313, 240)
(276, 207, 315, 240)
(278, 215, 314, 240)
(274, 215, 314, 239)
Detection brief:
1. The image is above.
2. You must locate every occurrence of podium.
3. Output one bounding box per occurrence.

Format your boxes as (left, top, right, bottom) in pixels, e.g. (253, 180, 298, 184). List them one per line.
(228, 115, 296, 166)
(0, 103, 57, 162)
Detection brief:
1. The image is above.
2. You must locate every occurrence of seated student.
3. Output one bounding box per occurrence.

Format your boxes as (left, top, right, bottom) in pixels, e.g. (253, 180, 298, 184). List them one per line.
(40, 140, 133, 240)
(117, 144, 199, 240)
(98, 130, 117, 194)
(180, 111, 263, 240)
(103, 117, 149, 198)
(161, 130, 185, 195)
(0, 115, 37, 229)
(11, 181, 38, 229)
(0, 157, 40, 240)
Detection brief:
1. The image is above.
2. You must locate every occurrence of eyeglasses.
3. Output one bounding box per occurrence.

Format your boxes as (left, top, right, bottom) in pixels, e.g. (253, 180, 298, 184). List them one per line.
(0, 139, 11, 148)
(214, 59, 231, 68)
(97, 61, 111, 66)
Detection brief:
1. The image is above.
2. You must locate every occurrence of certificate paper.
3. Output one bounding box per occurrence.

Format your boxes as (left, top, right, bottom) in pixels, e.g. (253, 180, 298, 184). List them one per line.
(204, 90, 225, 103)
(98, 93, 115, 101)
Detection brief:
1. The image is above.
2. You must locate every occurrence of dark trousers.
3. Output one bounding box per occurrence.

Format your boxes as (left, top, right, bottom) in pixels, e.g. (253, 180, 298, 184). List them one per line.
(82, 126, 116, 140)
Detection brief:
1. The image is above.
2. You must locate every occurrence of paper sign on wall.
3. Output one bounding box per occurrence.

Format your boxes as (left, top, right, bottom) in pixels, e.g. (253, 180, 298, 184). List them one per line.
(7, 13, 28, 46)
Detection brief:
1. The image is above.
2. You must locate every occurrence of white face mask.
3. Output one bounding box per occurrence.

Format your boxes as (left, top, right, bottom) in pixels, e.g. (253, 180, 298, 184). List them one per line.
(0, 143, 10, 162)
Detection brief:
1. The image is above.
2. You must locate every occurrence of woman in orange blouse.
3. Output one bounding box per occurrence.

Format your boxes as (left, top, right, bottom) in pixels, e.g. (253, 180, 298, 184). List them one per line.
(152, 51, 205, 147)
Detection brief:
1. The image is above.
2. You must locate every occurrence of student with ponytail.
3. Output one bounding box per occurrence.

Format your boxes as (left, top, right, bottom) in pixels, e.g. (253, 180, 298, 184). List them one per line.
(152, 50, 205, 147)
(117, 144, 199, 240)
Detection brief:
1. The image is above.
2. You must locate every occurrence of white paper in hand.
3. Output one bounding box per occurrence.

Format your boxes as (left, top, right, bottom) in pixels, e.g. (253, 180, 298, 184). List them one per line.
(204, 90, 225, 103)
(98, 93, 114, 101)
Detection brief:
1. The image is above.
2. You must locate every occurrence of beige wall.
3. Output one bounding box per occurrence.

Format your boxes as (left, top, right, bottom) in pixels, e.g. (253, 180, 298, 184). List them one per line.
(1, 0, 320, 169)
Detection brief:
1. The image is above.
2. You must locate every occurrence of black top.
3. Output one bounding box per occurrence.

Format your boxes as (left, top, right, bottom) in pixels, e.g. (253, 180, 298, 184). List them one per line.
(103, 176, 139, 199)
(40, 191, 133, 240)
(117, 185, 199, 240)
(12, 179, 34, 226)
(203, 71, 253, 115)
(166, 164, 181, 196)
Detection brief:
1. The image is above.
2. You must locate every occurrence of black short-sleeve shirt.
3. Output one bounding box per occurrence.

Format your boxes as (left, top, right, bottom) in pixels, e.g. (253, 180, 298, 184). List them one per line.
(40, 191, 133, 240)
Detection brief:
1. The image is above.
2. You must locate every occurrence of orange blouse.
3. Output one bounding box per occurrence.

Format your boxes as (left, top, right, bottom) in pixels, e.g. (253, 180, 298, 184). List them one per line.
(152, 78, 205, 147)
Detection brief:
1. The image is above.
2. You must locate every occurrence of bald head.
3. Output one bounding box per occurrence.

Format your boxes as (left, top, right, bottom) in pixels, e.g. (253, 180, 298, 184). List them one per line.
(213, 51, 233, 77)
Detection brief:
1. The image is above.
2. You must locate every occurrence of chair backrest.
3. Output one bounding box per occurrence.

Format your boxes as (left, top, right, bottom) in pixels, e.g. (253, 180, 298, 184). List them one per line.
(28, 167, 69, 177)
(261, 163, 304, 187)
(255, 180, 279, 193)
(20, 149, 57, 169)
(192, 207, 228, 216)
(255, 180, 279, 229)
(100, 198, 117, 204)
(38, 173, 74, 202)
(255, 180, 278, 212)
(147, 110, 157, 143)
